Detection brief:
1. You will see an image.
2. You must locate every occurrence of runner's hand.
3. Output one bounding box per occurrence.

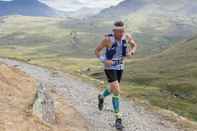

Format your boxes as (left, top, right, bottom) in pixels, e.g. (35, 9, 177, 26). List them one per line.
(127, 49, 135, 57)
(130, 50, 135, 55)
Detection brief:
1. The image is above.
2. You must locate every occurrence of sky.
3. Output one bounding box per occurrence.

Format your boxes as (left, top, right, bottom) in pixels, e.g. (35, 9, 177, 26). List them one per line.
(39, 0, 124, 12)
(0, 0, 125, 12)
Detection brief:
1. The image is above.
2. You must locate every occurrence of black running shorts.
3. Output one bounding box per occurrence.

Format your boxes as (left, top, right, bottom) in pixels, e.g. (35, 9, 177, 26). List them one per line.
(104, 69, 123, 83)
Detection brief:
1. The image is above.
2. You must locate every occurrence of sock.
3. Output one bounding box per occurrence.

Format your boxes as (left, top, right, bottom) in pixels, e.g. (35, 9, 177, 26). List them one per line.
(112, 95, 120, 114)
(102, 87, 111, 97)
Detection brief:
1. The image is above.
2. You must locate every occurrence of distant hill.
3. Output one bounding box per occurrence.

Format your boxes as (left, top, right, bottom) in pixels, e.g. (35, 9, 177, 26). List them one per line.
(97, 0, 147, 18)
(0, 0, 65, 16)
(98, 0, 197, 18)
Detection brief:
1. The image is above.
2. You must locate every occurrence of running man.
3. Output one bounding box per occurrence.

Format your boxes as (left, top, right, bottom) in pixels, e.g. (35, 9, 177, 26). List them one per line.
(95, 21, 138, 129)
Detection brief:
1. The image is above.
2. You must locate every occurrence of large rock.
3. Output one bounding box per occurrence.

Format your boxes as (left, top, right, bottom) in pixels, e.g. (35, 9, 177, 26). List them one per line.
(33, 82, 56, 124)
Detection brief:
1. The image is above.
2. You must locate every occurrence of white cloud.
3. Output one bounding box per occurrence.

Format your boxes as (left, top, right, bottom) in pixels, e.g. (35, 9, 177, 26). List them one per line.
(39, 0, 124, 12)
(0, 0, 124, 12)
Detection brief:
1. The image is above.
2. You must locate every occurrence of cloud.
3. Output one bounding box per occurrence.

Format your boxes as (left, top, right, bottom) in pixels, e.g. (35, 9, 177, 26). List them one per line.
(39, 0, 124, 12)
(0, 0, 124, 12)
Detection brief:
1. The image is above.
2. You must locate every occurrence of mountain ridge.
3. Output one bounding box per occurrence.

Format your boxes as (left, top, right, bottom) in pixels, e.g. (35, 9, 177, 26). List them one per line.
(0, 0, 65, 16)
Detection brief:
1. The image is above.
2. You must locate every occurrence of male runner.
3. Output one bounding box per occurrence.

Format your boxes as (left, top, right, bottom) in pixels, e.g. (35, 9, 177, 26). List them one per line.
(95, 21, 138, 129)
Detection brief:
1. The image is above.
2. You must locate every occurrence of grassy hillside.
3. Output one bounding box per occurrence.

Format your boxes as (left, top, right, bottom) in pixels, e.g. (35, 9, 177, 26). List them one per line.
(90, 36, 197, 121)
(0, 16, 103, 76)
(125, 36, 197, 87)
(0, 15, 101, 58)
(1, 13, 197, 59)
(125, 37, 197, 121)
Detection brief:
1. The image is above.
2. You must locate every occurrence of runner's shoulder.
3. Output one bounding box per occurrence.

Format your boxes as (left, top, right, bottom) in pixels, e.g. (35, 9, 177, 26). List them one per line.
(125, 33, 133, 40)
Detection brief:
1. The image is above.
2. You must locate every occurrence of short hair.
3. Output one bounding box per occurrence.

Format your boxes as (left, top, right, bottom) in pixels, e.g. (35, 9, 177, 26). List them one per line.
(114, 21, 124, 27)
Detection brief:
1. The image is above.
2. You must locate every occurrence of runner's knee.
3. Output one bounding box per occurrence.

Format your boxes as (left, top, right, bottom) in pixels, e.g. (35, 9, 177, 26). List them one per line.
(110, 81, 120, 95)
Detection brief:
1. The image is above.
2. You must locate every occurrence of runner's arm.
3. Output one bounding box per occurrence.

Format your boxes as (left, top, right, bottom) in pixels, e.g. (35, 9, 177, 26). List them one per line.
(95, 38, 108, 59)
(95, 38, 113, 65)
(126, 33, 138, 55)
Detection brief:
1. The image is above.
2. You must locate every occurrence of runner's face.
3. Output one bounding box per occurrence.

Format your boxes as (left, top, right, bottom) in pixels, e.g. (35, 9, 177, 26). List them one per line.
(113, 29, 125, 40)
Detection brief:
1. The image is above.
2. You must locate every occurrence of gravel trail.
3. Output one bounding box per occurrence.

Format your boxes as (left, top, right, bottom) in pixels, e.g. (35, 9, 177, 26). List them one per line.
(0, 58, 183, 131)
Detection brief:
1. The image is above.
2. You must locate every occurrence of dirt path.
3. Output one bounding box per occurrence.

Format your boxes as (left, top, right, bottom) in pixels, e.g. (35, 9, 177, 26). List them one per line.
(0, 58, 184, 131)
(0, 59, 88, 131)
